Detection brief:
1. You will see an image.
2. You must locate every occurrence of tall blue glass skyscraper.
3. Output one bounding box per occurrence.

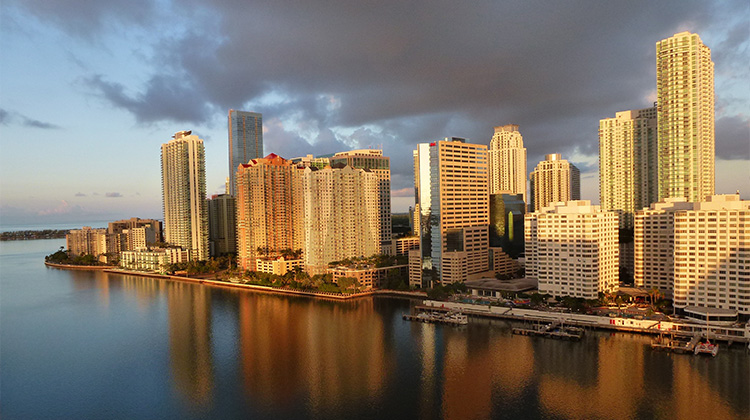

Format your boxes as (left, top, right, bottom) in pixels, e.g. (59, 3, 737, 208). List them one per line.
(228, 110, 263, 196)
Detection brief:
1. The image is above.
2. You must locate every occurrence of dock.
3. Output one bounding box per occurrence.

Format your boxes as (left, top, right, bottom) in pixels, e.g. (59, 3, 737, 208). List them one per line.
(403, 306, 468, 326)
(512, 322, 585, 341)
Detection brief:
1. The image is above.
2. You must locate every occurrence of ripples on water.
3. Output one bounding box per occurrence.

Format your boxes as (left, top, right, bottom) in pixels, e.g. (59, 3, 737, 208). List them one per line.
(1, 239, 748, 420)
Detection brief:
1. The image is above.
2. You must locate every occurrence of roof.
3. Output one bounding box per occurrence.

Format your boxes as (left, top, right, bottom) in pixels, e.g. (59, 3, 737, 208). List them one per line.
(464, 277, 538, 292)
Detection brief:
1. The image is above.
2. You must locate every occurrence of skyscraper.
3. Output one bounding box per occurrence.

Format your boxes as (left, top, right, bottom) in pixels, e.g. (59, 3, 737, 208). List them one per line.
(208, 194, 236, 257)
(656, 32, 715, 202)
(330, 149, 392, 253)
(235, 153, 304, 271)
(228, 110, 263, 196)
(599, 107, 658, 228)
(529, 154, 580, 212)
(412, 138, 489, 285)
(302, 164, 380, 274)
(161, 130, 209, 261)
(488, 124, 527, 202)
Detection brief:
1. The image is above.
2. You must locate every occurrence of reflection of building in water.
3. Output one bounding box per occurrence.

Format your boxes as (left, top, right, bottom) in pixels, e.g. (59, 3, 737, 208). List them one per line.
(670, 354, 747, 420)
(439, 326, 534, 420)
(168, 283, 213, 407)
(238, 295, 388, 414)
(537, 335, 646, 420)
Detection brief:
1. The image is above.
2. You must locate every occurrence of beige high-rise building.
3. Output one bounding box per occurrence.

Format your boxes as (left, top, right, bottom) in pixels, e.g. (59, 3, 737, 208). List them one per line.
(412, 138, 489, 285)
(302, 165, 380, 274)
(656, 32, 715, 202)
(529, 154, 580, 212)
(330, 149, 392, 253)
(599, 107, 658, 228)
(161, 130, 209, 261)
(525, 201, 619, 299)
(636, 195, 750, 316)
(235, 153, 304, 271)
(488, 124, 527, 202)
(634, 198, 693, 299)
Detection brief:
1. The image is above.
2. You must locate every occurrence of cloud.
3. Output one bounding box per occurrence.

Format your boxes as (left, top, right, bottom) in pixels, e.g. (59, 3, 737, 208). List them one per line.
(391, 187, 413, 197)
(0, 108, 60, 129)
(74, 192, 86, 197)
(105, 192, 123, 198)
(715, 114, 750, 160)
(37, 200, 73, 216)
(9, 0, 750, 196)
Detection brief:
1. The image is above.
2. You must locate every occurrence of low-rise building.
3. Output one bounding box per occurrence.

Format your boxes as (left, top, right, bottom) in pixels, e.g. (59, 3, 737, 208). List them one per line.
(255, 257, 303, 276)
(120, 248, 188, 273)
(327, 264, 408, 290)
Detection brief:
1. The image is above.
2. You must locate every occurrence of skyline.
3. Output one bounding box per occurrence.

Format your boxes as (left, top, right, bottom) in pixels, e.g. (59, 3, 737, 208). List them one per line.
(1, 1, 749, 226)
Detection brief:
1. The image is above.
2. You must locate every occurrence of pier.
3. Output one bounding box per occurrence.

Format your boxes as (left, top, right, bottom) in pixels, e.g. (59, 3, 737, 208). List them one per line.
(512, 321, 585, 341)
(403, 306, 468, 326)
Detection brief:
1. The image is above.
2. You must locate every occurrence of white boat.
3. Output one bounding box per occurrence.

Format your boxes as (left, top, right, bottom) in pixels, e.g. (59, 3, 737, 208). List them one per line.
(694, 341, 719, 357)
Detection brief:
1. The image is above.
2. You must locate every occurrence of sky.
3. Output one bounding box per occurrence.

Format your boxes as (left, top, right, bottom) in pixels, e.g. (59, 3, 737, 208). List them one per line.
(1, 0, 748, 227)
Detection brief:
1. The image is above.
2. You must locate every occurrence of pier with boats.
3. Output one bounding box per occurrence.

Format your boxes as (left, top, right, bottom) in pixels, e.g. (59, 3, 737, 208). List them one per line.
(403, 305, 469, 326)
(512, 321, 585, 341)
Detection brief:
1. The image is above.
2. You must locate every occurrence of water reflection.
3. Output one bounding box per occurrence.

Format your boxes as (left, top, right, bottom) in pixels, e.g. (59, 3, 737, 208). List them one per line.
(55, 269, 750, 420)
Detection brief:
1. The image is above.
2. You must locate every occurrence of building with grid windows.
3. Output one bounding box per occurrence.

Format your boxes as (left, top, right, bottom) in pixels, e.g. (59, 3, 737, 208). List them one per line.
(228, 110, 263, 196)
(488, 124, 527, 202)
(529, 154, 579, 213)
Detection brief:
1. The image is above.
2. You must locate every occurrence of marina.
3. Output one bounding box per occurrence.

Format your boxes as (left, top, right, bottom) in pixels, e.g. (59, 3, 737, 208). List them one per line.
(512, 321, 585, 341)
(403, 305, 469, 325)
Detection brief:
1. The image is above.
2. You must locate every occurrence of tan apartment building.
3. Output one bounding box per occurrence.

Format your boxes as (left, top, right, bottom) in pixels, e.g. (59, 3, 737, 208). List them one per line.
(330, 149, 393, 254)
(488, 124, 527, 202)
(525, 201, 619, 299)
(599, 107, 658, 229)
(235, 153, 304, 271)
(529, 154, 580, 212)
(302, 164, 380, 274)
(161, 130, 209, 261)
(255, 256, 303, 276)
(656, 32, 715, 202)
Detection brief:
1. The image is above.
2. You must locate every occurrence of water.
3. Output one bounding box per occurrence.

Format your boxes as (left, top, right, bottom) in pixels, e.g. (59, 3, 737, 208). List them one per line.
(1, 239, 748, 420)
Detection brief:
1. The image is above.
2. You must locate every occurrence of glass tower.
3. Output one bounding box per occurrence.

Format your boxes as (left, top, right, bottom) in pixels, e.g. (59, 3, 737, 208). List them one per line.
(228, 110, 263, 196)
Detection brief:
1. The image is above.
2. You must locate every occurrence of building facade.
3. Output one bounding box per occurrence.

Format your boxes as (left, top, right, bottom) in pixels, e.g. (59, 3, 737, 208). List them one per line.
(208, 194, 236, 257)
(488, 124, 527, 202)
(120, 248, 189, 273)
(525, 201, 619, 299)
(412, 138, 489, 285)
(330, 149, 393, 253)
(599, 107, 658, 228)
(656, 32, 715, 202)
(302, 165, 380, 274)
(228, 110, 263, 196)
(489, 193, 525, 258)
(636, 195, 749, 317)
(235, 154, 304, 271)
(529, 154, 580, 212)
(161, 130, 209, 261)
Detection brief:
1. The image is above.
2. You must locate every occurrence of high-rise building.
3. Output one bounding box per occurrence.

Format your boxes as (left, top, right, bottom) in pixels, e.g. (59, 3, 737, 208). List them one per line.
(529, 154, 580, 212)
(228, 110, 263, 196)
(488, 125, 527, 202)
(208, 194, 236, 257)
(108, 217, 163, 243)
(599, 107, 658, 228)
(235, 153, 304, 271)
(330, 149, 392, 253)
(302, 164, 380, 274)
(489, 193, 525, 258)
(411, 138, 489, 285)
(656, 32, 715, 202)
(636, 194, 749, 317)
(525, 201, 619, 299)
(161, 130, 209, 261)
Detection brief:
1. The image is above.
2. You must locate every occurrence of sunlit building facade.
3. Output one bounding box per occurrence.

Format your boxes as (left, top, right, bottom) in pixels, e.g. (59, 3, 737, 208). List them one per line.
(488, 124, 527, 202)
(235, 154, 304, 271)
(529, 154, 580, 212)
(330, 149, 392, 254)
(161, 131, 209, 261)
(599, 107, 658, 228)
(656, 32, 715, 202)
(411, 138, 489, 285)
(525, 201, 619, 299)
(302, 165, 380, 274)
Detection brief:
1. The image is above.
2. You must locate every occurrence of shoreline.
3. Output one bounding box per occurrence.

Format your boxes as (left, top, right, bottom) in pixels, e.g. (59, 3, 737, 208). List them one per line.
(44, 262, 426, 300)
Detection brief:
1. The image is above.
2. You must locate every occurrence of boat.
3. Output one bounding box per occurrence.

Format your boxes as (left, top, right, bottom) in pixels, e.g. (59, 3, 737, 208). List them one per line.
(694, 340, 719, 357)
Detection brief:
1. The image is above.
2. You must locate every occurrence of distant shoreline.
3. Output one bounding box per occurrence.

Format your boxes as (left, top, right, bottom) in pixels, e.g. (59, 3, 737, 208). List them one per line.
(2, 230, 68, 241)
(44, 262, 426, 300)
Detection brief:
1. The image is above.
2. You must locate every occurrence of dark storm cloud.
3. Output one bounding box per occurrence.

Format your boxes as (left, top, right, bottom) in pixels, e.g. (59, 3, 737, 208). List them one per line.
(0, 109, 9, 124)
(12, 0, 749, 191)
(716, 115, 750, 160)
